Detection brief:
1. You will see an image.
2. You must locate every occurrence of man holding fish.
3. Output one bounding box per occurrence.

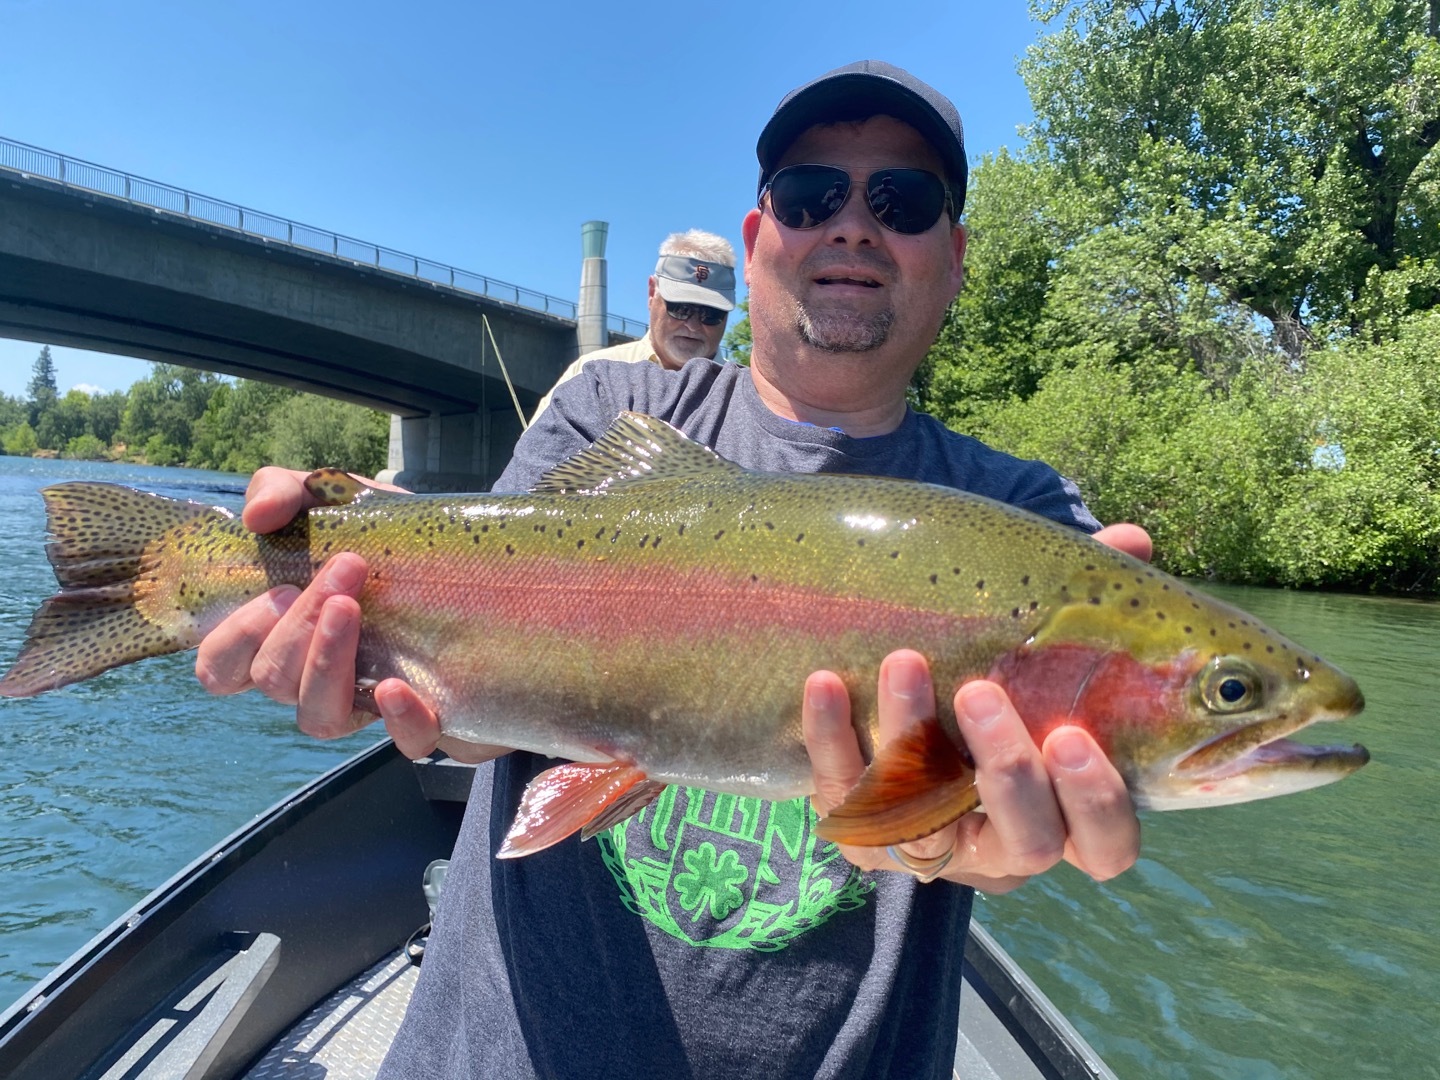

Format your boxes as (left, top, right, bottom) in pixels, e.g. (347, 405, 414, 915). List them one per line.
(199, 61, 1150, 1077)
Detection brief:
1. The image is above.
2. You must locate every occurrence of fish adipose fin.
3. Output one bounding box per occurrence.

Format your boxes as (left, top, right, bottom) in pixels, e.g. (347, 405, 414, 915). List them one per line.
(0, 483, 227, 697)
(533, 412, 741, 494)
(302, 469, 401, 507)
(815, 717, 980, 848)
(498, 761, 664, 858)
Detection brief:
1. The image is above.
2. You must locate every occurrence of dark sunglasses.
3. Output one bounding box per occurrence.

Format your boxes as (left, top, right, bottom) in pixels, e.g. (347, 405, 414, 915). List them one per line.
(664, 301, 727, 326)
(761, 163, 955, 235)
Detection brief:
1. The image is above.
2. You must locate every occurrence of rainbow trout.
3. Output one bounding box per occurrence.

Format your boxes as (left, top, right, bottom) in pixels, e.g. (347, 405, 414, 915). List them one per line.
(0, 413, 1368, 855)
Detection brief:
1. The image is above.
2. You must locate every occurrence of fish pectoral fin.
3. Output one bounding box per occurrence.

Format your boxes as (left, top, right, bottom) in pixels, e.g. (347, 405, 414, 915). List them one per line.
(498, 761, 657, 858)
(814, 718, 979, 849)
(532, 412, 741, 494)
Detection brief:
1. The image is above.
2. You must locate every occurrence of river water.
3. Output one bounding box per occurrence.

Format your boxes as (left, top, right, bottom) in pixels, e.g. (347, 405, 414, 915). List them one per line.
(0, 456, 1435, 1078)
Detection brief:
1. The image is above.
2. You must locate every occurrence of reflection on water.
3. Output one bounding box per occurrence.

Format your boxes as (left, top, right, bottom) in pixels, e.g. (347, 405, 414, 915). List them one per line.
(0, 458, 1435, 1079)
(981, 580, 1440, 1080)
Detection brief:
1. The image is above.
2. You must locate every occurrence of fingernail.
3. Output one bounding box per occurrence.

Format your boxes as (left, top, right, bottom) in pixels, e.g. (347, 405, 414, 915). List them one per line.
(267, 586, 300, 616)
(1049, 730, 1094, 771)
(317, 597, 350, 639)
(957, 683, 1005, 728)
(806, 680, 841, 713)
(324, 556, 365, 592)
(888, 657, 931, 700)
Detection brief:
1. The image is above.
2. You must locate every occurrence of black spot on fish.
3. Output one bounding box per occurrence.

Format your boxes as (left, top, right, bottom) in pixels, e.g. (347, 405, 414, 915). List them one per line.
(1021, 575, 1030, 586)
(1088, 597, 1100, 605)
(577, 540, 585, 549)
(1156, 611, 1165, 620)
(795, 533, 805, 543)
(651, 537, 662, 549)
(765, 522, 775, 530)
(505, 544, 515, 556)
(889, 551, 899, 559)
(1130, 598, 1140, 607)
(714, 530, 725, 540)
(929, 573, 938, 585)
(975, 579, 984, 590)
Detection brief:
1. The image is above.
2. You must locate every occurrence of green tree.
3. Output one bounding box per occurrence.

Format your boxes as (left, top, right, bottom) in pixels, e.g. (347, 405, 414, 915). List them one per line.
(722, 298, 752, 365)
(36, 389, 93, 451)
(267, 394, 389, 475)
(1022, 0, 1440, 346)
(63, 433, 109, 460)
(118, 364, 224, 462)
(3, 422, 39, 457)
(86, 390, 127, 448)
(0, 392, 25, 433)
(26, 346, 59, 426)
(190, 379, 298, 473)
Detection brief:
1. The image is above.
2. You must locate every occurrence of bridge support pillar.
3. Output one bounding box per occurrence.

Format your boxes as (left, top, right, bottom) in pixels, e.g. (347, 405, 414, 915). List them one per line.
(378, 408, 526, 493)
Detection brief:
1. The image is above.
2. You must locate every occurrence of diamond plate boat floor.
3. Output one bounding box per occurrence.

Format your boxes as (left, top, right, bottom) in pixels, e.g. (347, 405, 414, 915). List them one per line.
(243, 949, 419, 1080)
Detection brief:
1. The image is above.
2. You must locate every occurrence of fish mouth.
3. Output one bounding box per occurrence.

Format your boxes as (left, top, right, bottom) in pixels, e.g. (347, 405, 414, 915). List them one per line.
(1175, 676, 1366, 781)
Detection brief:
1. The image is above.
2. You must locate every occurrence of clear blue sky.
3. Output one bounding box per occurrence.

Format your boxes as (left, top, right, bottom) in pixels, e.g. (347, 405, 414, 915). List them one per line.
(0, 0, 1048, 399)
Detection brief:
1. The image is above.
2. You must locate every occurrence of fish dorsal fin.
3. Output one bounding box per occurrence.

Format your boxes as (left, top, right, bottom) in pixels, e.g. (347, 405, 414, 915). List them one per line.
(534, 411, 739, 494)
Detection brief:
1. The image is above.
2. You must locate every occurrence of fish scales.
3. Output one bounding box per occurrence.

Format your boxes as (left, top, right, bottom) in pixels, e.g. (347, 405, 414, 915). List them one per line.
(0, 413, 1368, 853)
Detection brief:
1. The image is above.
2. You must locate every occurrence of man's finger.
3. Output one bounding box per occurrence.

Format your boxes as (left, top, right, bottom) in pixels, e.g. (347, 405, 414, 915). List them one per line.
(251, 554, 368, 706)
(296, 594, 364, 738)
(1043, 726, 1140, 881)
(241, 467, 316, 534)
(1093, 523, 1152, 563)
(877, 651, 956, 866)
(956, 681, 1065, 878)
(802, 671, 865, 815)
(195, 586, 300, 695)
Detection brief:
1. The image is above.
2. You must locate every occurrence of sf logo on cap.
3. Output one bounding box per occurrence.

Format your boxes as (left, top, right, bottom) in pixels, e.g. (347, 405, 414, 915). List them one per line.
(694, 264, 710, 282)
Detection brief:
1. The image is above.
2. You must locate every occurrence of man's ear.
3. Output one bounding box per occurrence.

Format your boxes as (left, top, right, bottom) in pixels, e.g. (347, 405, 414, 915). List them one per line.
(647, 275, 659, 299)
(741, 209, 763, 286)
(950, 224, 968, 294)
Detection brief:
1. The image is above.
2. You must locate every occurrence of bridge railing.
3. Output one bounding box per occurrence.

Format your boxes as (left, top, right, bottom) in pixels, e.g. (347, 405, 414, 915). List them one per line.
(0, 136, 649, 339)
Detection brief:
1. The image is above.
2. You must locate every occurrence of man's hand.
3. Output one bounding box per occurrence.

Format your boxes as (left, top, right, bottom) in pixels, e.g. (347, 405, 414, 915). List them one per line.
(803, 523, 1152, 891)
(193, 467, 498, 763)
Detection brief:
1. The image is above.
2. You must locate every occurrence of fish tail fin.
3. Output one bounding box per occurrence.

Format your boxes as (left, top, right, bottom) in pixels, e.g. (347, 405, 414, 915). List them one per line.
(497, 762, 666, 858)
(0, 482, 229, 697)
(814, 717, 979, 848)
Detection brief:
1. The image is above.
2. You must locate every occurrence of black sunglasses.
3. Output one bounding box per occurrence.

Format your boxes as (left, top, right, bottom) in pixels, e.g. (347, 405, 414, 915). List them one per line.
(664, 301, 727, 326)
(761, 164, 955, 235)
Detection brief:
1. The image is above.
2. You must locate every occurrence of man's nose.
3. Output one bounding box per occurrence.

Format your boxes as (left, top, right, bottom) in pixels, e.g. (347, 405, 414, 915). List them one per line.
(821, 185, 881, 243)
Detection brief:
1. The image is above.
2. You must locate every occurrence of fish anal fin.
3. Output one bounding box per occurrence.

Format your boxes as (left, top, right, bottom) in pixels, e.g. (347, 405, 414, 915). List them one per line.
(498, 761, 652, 858)
(532, 412, 740, 494)
(579, 779, 667, 841)
(814, 718, 979, 848)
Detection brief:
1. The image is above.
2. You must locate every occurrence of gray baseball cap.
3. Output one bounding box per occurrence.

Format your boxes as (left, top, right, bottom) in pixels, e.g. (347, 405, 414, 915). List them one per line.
(653, 255, 737, 312)
(756, 60, 968, 216)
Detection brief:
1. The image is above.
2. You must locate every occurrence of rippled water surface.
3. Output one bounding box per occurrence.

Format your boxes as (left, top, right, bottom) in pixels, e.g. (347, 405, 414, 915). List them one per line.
(0, 457, 1434, 1079)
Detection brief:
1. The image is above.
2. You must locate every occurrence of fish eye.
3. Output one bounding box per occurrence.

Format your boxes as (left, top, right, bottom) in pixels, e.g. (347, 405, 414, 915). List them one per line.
(1200, 660, 1261, 713)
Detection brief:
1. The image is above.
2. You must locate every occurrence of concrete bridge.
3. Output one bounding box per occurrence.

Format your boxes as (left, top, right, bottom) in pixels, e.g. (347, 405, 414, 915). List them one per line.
(0, 138, 643, 491)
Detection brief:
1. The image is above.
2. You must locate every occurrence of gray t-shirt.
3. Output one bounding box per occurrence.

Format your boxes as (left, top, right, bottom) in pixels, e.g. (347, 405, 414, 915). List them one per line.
(379, 359, 1099, 1080)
